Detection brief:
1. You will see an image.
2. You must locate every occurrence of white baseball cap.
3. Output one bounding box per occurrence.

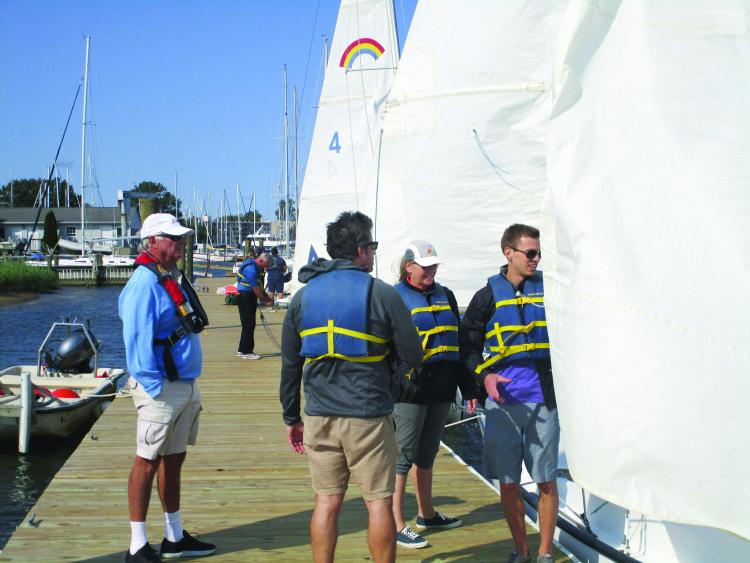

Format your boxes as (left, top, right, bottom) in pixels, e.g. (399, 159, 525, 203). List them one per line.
(403, 240, 442, 267)
(140, 213, 193, 239)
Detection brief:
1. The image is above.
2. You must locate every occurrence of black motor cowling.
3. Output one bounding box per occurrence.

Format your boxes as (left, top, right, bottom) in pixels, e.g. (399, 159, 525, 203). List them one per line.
(45, 327, 101, 373)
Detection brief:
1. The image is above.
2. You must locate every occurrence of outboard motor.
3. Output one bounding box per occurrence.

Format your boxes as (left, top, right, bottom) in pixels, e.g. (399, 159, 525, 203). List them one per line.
(45, 327, 101, 373)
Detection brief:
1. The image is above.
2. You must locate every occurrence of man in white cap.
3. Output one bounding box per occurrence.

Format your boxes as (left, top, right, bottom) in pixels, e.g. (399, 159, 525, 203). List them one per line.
(119, 213, 215, 562)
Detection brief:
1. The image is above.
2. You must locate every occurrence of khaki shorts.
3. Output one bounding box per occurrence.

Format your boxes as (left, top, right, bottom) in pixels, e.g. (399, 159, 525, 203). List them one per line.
(129, 377, 201, 460)
(304, 415, 396, 501)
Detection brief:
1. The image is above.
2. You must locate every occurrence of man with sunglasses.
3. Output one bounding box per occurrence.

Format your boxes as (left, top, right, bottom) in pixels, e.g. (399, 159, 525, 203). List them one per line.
(459, 224, 558, 563)
(280, 211, 423, 563)
(119, 213, 215, 562)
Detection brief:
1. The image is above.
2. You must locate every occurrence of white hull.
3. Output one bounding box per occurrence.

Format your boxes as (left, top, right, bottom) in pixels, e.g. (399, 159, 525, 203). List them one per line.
(0, 366, 127, 440)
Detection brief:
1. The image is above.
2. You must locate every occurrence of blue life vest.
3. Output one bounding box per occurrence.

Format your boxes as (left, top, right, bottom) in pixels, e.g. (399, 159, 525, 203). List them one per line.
(236, 259, 260, 293)
(299, 269, 389, 363)
(476, 272, 550, 374)
(394, 282, 459, 365)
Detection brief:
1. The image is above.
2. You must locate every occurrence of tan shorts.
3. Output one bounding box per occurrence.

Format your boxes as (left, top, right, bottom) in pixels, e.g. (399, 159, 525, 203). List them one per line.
(129, 377, 201, 460)
(304, 415, 396, 501)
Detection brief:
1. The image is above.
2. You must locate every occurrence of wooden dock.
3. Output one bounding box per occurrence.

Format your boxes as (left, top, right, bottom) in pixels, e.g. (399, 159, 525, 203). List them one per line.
(0, 278, 570, 562)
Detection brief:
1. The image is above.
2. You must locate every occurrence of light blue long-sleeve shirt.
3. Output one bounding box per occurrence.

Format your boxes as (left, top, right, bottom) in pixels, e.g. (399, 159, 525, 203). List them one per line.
(118, 266, 202, 398)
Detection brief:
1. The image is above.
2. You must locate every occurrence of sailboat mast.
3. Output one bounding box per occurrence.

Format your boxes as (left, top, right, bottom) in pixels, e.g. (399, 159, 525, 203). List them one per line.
(236, 183, 241, 247)
(293, 85, 299, 229)
(253, 186, 256, 250)
(79, 35, 90, 255)
(283, 64, 290, 257)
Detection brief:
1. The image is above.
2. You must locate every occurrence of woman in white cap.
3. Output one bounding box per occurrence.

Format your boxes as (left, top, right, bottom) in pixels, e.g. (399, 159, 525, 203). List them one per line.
(391, 240, 479, 549)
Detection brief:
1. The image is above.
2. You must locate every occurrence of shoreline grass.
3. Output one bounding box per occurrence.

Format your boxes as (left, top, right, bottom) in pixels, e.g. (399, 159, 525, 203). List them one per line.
(0, 260, 58, 293)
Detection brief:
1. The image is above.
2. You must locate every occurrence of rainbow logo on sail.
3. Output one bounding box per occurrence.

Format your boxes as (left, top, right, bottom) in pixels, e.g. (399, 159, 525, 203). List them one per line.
(339, 37, 385, 69)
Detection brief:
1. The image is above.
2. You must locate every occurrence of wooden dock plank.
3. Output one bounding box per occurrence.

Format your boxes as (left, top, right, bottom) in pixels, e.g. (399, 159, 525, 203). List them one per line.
(1, 278, 570, 562)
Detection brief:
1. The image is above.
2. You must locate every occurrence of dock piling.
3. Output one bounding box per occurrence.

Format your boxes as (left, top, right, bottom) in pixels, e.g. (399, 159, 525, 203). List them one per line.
(18, 371, 32, 454)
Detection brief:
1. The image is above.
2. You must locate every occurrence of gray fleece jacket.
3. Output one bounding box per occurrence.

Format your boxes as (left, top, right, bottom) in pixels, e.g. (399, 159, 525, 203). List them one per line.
(280, 258, 423, 425)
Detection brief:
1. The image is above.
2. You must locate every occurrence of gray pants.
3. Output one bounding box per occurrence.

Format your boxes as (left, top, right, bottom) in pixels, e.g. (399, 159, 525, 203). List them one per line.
(393, 402, 451, 475)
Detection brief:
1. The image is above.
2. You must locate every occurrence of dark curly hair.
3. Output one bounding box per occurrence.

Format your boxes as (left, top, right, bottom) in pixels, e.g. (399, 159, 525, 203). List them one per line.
(326, 211, 373, 260)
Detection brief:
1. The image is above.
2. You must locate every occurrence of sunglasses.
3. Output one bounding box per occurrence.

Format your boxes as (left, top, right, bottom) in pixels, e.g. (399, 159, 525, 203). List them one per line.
(511, 247, 541, 260)
(158, 233, 186, 241)
(363, 241, 379, 251)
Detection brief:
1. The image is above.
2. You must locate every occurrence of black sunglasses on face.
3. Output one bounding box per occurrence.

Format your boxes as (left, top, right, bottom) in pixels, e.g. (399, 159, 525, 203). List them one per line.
(363, 241, 379, 251)
(159, 233, 186, 241)
(511, 247, 541, 260)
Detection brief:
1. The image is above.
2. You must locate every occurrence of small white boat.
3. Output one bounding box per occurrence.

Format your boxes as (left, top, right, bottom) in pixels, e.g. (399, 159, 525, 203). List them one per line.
(0, 321, 127, 452)
(0, 365, 126, 440)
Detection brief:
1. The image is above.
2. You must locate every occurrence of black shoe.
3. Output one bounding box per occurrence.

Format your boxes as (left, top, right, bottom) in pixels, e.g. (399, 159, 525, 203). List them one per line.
(160, 530, 216, 559)
(125, 543, 162, 562)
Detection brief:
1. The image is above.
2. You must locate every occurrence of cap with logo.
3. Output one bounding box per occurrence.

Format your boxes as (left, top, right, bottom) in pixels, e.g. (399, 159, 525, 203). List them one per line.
(403, 240, 442, 267)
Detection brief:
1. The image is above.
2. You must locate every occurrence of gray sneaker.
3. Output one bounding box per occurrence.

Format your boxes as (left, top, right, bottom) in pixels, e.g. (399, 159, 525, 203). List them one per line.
(396, 525, 428, 549)
(537, 555, 554, 563)
(507, 552, 531, 563)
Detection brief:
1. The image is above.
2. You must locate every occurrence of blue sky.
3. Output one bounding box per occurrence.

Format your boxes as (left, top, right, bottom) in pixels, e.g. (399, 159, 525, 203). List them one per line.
(0, 0, 415, 220)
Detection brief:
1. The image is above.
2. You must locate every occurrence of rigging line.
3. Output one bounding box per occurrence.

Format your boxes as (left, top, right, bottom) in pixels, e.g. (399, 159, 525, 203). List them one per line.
(471, 128, 524, 192)
(373, 129, 383, 279)
(298, 0, 321, 111)
(344, 69, 360, 209)
(22, 80, 83, 254)
(354, 0, 376, 157)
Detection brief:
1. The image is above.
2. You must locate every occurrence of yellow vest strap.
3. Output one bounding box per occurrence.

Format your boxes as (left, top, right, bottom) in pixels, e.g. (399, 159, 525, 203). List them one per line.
(484, 320, 547, 342)
(475, 342, 551, 374)
(422, 345, 459, 363)
(494, 296, 544, 309)
(304, 351, 390, 365)
(299, 321, 389, 344)
(410, 304, 452, 315)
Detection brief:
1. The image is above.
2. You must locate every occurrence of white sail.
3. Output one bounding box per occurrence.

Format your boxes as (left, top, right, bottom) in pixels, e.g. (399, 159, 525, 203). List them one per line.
(292, 0, 399, 275)
(371, 0, 566, 306)
(543, 0, 750, 541)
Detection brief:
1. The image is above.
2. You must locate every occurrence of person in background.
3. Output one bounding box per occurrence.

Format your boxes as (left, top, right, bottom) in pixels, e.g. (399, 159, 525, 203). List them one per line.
(391, 240, 479, 549)
(119, 213, 215, 562)
(266, 247, 288, 302)
(459, 224, 559, 563)
(236, 252, 273, 360)
(280, 211, 423, 563)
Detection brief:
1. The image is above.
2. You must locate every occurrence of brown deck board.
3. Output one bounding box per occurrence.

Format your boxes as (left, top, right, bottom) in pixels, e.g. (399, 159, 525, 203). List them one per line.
(1, 277, 570, 562)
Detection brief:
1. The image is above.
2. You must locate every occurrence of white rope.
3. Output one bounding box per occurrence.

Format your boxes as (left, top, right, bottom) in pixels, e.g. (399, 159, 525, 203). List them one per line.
(444, 414, 481, 428)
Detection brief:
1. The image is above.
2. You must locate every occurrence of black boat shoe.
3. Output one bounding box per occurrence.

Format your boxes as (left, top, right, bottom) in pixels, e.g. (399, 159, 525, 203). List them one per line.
(125, 543, 161, 562)
(160, 531, 216, 559)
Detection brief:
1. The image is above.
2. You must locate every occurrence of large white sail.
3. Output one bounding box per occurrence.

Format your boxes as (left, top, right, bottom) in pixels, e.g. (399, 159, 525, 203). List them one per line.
(292, 0, 399, 274)
(371, 0, 566, 306)
(543, 0, 750, 541)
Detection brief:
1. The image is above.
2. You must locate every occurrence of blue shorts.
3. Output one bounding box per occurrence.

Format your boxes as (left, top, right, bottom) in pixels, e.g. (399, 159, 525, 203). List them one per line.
(267, 278, 284, 293)
(483, 402, 559, 484)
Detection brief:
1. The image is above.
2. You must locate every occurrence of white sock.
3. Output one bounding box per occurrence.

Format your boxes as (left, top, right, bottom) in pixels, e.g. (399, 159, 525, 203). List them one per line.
(129, 521, 148, 554)
(164, 510, 183, 542)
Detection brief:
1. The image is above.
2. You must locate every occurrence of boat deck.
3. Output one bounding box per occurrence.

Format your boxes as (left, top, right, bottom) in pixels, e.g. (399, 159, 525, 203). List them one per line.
(0, 278, 570, 562)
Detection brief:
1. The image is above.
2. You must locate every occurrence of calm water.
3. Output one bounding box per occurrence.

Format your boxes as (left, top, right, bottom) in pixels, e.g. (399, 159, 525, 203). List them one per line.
(0, 286, 125, 549)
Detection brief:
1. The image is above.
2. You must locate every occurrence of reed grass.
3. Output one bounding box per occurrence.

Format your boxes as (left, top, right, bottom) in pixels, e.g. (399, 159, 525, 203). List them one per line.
(0, 260, 58, 292)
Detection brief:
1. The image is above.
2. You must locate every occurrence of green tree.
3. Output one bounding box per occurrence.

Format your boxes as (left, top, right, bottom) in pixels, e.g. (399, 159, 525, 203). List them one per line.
(0, 178, 80, 207)
(133, 181, 183, 217)
(42, 211, 60, 253)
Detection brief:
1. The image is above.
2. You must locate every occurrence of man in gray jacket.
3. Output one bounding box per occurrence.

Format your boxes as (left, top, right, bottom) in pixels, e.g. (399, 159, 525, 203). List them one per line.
(280, 211, 423, 563)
